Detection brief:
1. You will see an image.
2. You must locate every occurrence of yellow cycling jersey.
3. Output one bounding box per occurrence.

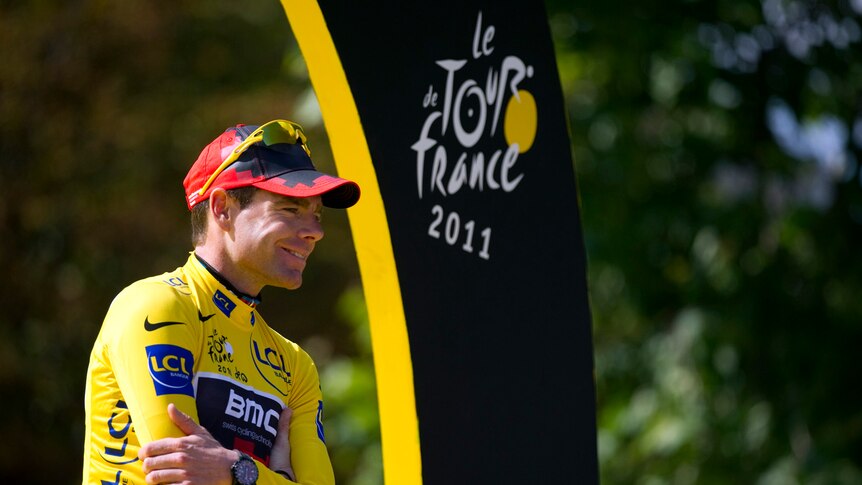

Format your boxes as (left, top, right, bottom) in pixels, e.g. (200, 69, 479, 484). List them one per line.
(83, 254, 334, 485)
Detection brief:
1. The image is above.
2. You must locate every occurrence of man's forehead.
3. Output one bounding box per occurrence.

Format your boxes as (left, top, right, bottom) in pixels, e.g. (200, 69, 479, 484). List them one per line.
(264, 191, 323, 209)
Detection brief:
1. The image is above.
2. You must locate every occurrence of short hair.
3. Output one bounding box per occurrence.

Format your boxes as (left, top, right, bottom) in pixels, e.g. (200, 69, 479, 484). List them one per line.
(190, 186, 257, 246)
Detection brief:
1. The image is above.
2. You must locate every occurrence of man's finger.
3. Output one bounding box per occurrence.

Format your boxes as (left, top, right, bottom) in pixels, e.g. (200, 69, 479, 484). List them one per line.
(278, 406, 293, 434)
(138, 437, 180, 460)
(269, 406, 294, 476)
(167, 402, 206, 436)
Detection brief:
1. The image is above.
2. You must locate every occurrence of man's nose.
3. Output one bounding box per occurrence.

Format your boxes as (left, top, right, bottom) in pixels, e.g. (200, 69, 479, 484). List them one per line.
(300, 216, 324, 241)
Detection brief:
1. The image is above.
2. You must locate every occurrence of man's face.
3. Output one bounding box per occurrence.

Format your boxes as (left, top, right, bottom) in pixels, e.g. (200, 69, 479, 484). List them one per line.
(228, 190, 324, 291)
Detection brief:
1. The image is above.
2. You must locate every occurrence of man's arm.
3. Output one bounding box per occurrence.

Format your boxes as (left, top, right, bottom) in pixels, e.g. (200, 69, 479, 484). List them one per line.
(138, 403, 238, 485)
(101, 282, 202, 442)
(141, 404, 299, 484)
(139, 346, 333, 484)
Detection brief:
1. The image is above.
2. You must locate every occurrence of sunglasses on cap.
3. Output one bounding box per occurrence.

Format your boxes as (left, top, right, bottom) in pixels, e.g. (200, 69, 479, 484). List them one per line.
(198, 119, 312, 197)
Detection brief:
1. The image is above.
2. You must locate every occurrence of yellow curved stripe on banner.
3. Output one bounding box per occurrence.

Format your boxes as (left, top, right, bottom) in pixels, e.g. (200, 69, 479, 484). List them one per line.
(279, 1, 422, 484)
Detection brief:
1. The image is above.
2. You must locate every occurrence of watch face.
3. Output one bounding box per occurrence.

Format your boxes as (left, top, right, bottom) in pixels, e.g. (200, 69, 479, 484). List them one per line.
(233, 454, 259, 485)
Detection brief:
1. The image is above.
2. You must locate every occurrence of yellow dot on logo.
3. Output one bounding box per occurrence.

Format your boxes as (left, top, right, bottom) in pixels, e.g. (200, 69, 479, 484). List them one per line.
(503, 90, 537, 153)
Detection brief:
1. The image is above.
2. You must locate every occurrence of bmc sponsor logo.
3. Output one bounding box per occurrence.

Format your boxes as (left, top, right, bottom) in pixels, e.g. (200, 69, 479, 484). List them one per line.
(225, 388, 280, 437)
(213, 289, 236, 317)
(196, 374, 282, 458)
(146, 344, 195, 397)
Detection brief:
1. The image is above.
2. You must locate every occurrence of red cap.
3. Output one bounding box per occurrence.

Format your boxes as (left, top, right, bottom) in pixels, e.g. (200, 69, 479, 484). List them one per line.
(183, 122, 360, 210)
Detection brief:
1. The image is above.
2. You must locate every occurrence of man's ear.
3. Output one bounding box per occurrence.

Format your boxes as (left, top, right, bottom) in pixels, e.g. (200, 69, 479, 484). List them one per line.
(208, 188, 234, 231)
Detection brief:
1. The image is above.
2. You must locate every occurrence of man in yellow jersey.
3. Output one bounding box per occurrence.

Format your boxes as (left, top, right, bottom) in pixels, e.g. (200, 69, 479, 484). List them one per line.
(83, 120, 360, 485)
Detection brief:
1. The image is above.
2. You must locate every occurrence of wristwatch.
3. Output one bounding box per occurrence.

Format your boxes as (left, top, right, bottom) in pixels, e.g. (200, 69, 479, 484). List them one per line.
(230, 451, 259, 485)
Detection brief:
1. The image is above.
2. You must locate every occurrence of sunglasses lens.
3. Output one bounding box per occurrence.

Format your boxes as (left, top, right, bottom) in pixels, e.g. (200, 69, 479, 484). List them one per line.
(261, 120, 305, 146)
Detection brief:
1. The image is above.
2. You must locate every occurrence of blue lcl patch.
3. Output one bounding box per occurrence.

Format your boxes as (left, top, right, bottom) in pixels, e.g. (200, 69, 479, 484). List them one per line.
(146, 344, 195, 397)
(213, 289, 236, 317)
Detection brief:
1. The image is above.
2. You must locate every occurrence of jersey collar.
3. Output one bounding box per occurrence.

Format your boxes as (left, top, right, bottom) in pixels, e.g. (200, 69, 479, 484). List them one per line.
(193, 253, 262, 309)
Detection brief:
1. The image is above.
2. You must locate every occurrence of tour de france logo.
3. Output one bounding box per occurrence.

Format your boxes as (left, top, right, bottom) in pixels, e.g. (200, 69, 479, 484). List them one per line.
(411, 10, 537, 262)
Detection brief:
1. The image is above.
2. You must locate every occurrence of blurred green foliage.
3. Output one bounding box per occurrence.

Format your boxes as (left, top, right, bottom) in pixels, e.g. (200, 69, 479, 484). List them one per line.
(1, 0, 861, 484)
(546, 0, 862, 482)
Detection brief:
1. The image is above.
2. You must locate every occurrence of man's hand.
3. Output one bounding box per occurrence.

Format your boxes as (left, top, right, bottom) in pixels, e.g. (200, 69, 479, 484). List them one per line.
(269, 406, 295, 481)
(138, 403, 240, 485)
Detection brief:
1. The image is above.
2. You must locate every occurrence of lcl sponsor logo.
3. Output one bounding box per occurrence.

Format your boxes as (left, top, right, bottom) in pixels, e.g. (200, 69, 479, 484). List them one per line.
(163, 276, 191, 295)
(252, 340, 291, 395)
(316, 400, 326, 444)
(213, 289, 236, 317)
(146, 344, 195, 397)
(99, 400, 138, 465)
(253, 341, 287, 374)
(99, 470, 125, 485)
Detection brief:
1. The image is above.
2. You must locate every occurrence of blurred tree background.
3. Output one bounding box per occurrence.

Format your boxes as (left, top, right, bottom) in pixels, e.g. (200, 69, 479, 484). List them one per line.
(546, 0, 862, 482)
(0, 0, 860, 484)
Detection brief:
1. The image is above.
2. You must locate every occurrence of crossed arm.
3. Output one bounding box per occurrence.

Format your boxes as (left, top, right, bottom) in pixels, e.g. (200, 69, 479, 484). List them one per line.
(138, 403, 296, 485)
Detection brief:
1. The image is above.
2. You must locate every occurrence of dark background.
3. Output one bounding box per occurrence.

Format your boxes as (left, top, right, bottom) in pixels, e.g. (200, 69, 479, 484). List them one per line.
(1, 0, 861, 483)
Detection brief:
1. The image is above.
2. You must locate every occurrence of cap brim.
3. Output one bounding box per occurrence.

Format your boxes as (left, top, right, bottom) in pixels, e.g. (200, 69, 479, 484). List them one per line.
(251, 170, 361, 208)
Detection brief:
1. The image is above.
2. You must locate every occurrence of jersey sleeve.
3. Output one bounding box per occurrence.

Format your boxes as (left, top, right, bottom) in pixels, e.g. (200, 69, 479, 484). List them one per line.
(100, 280, 203, 444)
(277, 344, 334, 485)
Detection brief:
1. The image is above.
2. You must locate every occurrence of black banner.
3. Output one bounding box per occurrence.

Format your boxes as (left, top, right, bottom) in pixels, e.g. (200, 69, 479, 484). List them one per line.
(284, 1, 597, 482)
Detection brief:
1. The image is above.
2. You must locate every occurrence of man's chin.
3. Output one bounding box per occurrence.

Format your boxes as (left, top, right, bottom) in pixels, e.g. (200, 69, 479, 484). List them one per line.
(273, 272, 303, 290)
